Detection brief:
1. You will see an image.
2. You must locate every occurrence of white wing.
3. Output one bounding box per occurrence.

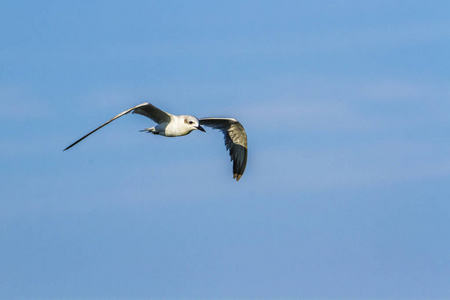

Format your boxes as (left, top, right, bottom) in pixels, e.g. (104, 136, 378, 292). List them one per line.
(199, 118, 248, 181)
(64, 102, 172, 151)
(132, 102, 173, 124)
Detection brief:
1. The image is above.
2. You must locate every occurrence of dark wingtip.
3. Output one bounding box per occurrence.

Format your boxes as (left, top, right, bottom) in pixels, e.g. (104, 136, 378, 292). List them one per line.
(233, 173, 243, 181)
(63, 145, 73, 151)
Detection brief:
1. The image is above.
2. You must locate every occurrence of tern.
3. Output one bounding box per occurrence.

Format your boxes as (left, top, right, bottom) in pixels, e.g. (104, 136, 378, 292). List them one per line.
(64, 102, 248, 181)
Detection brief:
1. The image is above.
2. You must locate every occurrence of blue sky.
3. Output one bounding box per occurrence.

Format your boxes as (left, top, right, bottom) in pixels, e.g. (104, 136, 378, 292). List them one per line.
(1, 1, 450, 299)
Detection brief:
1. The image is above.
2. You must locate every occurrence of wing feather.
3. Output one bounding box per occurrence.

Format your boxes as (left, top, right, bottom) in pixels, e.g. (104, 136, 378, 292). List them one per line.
(132, 102, 172, 124)
(63, 102, 171, 151)
(199, 118, 248, 181)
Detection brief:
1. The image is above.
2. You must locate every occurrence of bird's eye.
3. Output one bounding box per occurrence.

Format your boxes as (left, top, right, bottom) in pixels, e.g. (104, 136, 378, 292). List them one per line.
(189, 121, 194, 124)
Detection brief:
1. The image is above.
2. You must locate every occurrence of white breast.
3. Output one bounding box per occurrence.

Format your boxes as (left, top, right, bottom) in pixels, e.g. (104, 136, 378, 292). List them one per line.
(164, 116, 195, 137)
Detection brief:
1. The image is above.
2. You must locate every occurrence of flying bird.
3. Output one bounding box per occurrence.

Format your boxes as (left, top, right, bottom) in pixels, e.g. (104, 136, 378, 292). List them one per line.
(64, 102, 248, 181)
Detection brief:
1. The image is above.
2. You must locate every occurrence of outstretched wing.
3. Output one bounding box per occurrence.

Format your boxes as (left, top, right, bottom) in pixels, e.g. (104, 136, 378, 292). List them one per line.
(63, 102, 172, 151)
(132, 102, 172, 124)
(199, 118, 248, 181)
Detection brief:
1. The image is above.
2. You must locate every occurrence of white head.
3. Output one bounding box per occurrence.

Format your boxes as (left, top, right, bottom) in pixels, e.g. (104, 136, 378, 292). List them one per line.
(183, 115, 206, 133)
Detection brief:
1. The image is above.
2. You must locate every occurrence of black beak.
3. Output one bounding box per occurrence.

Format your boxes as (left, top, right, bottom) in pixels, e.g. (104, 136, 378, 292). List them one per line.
(197, 125, 206, 132)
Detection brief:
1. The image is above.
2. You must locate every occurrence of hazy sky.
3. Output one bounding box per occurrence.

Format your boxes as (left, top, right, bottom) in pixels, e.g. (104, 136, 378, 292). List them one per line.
(2, 1, 450, 299)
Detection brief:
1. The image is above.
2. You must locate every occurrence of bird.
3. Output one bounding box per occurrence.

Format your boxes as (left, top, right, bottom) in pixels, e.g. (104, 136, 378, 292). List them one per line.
(63, 102, 248, 181)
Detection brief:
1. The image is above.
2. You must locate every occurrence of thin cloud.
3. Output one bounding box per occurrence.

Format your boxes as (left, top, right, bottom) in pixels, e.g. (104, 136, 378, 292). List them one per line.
(253, 139, 450, 193)
(237, 77, 450, 135)
(66, 20, 450, 60)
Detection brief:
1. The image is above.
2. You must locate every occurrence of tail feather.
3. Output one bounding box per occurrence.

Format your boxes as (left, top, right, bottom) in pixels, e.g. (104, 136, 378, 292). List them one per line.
(140, 127, 155, 133)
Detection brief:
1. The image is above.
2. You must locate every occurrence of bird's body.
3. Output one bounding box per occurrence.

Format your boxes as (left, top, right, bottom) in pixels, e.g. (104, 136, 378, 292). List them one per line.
(141, 115, 204, 137)
(64, 102, 248, 181)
